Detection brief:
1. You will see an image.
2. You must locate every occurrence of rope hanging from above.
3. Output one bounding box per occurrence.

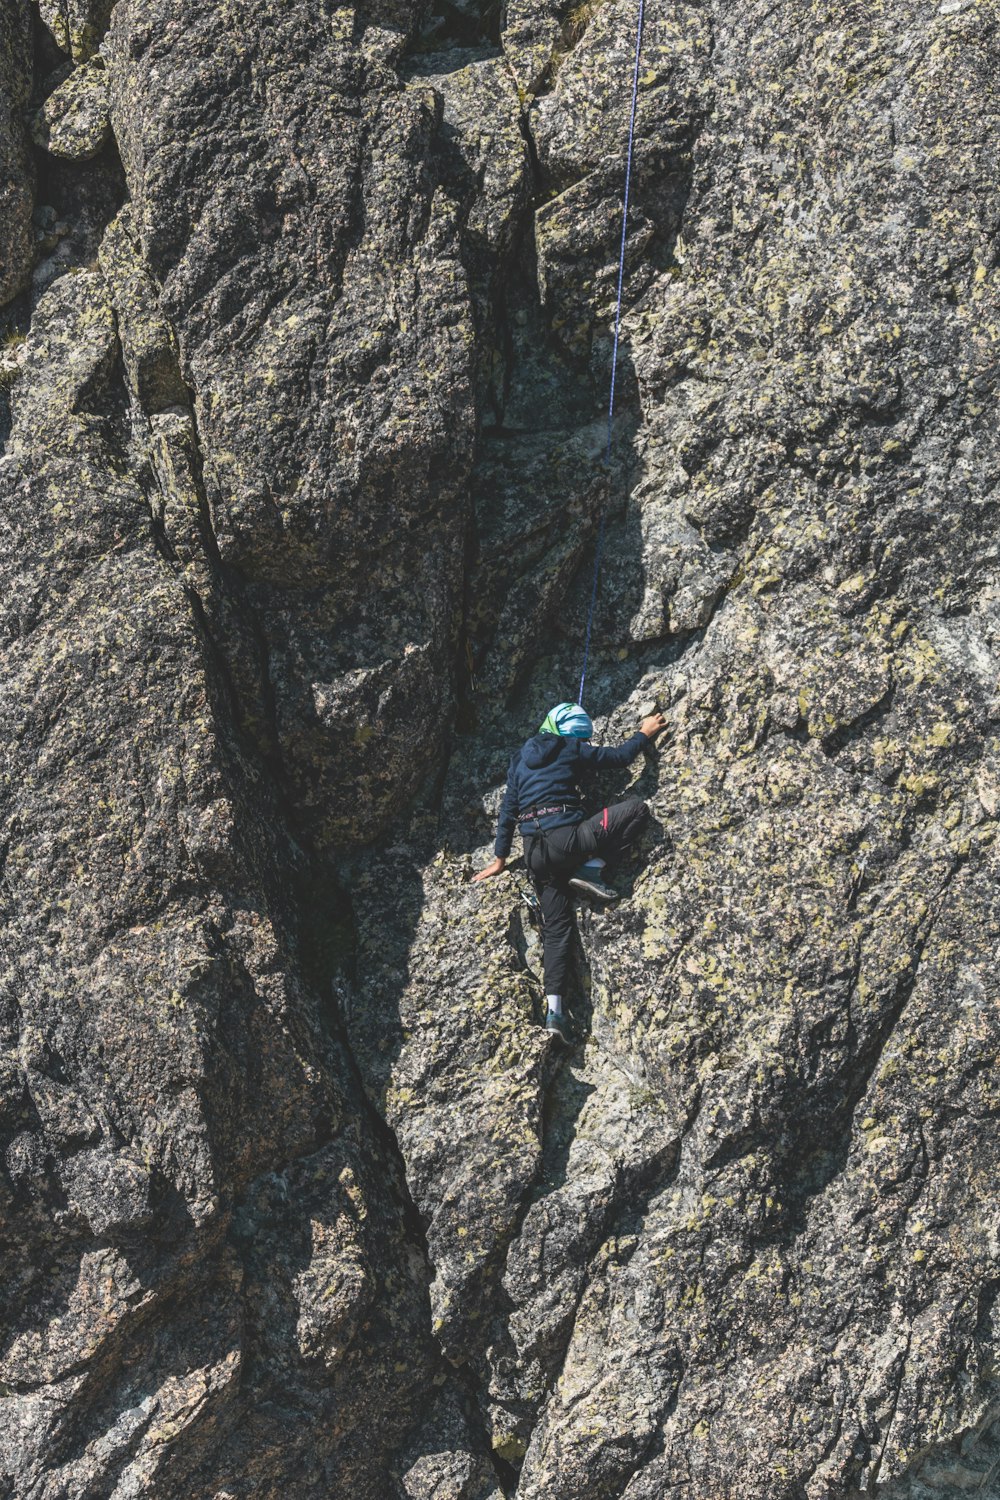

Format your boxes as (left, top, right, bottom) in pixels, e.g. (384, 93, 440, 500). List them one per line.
(577, 0, 648, 708)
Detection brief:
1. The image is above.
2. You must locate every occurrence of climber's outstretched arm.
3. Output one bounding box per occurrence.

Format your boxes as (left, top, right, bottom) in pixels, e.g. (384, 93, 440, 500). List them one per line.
(579, 713, 667, 769)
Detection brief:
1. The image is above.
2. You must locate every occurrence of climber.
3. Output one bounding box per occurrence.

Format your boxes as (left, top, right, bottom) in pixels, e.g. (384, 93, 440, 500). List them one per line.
(474, 701, 667, 1045)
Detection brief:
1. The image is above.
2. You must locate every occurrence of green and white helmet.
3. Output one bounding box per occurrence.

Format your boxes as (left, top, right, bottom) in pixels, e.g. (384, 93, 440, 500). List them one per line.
(539, 702, 594, 739)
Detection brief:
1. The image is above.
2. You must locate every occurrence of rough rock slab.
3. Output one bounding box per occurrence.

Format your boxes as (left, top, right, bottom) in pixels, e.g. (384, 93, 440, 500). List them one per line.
(32, 59, 111, 160)
(0, 261, 488, 1498)
(1, 0, 999, 1497)
(0, 0, 34, 306)
(104, 0, 478, 848)
(37, 0, 115, 62)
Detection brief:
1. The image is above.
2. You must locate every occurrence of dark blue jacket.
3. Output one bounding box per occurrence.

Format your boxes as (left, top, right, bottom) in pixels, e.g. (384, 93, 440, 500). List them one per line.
(494, 731, 647, 858)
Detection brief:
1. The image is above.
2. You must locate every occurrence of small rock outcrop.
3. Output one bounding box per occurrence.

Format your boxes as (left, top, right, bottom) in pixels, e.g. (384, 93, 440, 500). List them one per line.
(0, 2, 998, 1498)
(31, 58, 110, 160)
(37, 0, 114, 63)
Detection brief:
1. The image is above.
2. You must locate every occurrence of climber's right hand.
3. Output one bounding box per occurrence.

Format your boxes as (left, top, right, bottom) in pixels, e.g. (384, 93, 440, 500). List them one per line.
(640, 712, 667, 740)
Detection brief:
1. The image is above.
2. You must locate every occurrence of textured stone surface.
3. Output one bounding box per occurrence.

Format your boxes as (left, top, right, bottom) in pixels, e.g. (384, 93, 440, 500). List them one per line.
(0, 259, 484, 1500)
(32, 58, 110, 160)
(37, 0, 114, 62)
(104, 0, 475, 850)
(0, 0, 34, 306)
(350, 1, 1000, 1495)
(1, 1, 999, 1497)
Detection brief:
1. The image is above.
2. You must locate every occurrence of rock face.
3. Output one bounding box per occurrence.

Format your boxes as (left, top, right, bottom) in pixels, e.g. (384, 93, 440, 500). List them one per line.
(31, 58, 110, 161)
(104, 0, 476, 851)
(1, 2, 998, 1498)
(37, 0, 114, 63)
(0, 0, 34, 305)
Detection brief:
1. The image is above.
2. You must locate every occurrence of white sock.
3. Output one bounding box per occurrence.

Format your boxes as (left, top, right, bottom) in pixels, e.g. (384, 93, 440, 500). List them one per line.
(579, 857, 606, 871)
(546, 994, 563, 1016)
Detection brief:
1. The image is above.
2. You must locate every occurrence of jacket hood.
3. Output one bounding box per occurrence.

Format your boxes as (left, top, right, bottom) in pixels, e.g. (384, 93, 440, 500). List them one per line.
(522, 732, 566, 769)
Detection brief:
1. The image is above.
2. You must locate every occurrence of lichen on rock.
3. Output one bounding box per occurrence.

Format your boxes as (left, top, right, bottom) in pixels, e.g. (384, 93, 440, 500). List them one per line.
(37, 0, 115, 63)
(31, 57, 111, 160)
(1, 0, 999, 1497)
(0, 0, 34, 307)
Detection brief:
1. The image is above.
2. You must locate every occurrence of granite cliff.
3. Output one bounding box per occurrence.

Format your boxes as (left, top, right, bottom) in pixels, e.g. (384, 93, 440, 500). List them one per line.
(1, 1, 998, 1496)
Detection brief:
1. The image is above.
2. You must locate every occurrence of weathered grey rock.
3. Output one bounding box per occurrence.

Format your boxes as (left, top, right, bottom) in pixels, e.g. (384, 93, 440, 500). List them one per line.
(502, 0, 566, 97)
(405, 48, 531, 267)
(0, 265, 485, 1497)
(98, 206, 189, 411)
(37, 0, 114, 62)
(32, 58, 111, 159)
(104, 0, 477, 849)
(347, 2, 1000, 1496)
(0, 334, 27, 389)
(59, 1144, 154, 1235)
(2, 0, 1000, 1497)
(0, 0, 34, 306)
(531, 2, 709, 364)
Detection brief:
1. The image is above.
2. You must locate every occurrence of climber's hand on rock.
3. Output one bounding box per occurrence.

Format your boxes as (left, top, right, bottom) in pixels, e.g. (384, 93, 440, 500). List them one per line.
(474, 857, 506, 883)
(640, 712, 667, 740)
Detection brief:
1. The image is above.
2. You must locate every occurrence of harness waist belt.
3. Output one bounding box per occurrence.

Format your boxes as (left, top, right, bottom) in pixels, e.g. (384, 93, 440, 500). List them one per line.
(519, 804, 577, 824)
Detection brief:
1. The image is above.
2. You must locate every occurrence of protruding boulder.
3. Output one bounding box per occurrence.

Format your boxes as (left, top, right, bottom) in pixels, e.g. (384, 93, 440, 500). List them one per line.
(38, 0, 115, 63)
(98, 206, 188, 411)
(8, 268, 117, 456)
(32, 60, 111, 160)
(60, 1146, 154, 1236)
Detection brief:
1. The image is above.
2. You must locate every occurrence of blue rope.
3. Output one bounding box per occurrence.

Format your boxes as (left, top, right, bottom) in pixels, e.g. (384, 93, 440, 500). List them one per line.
(578, 0, 647, 708)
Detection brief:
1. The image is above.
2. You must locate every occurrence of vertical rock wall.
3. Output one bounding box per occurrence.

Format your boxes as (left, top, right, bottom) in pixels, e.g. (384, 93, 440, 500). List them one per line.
(0, 0, 34, 305)
(0, 2, 998, 1497)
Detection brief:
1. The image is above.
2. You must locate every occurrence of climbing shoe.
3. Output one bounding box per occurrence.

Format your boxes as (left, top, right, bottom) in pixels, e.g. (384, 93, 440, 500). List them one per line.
(545, 1011, 573, 1047)
(568, 871, 619, 903)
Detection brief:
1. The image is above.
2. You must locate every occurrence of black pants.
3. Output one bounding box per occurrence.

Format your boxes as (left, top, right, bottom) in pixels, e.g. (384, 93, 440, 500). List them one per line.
(522, 796, 650, 997)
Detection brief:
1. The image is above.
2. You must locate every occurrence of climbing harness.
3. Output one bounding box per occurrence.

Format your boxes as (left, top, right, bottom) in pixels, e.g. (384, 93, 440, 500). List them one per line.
(519, 804, 576, 825)
(578, 0, 647, 707)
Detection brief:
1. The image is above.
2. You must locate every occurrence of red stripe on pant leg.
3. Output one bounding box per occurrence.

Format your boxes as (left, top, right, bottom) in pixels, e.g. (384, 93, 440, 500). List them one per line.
(602, 807, 608, 831)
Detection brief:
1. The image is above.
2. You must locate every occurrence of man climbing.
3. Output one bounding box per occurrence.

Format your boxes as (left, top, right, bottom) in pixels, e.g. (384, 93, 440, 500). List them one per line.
(474, 701, 667, 1045)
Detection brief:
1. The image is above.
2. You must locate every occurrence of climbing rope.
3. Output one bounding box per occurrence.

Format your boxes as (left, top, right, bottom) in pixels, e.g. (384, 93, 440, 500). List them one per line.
(578, 0, 647, 707)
